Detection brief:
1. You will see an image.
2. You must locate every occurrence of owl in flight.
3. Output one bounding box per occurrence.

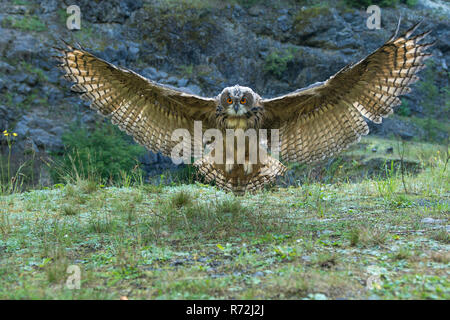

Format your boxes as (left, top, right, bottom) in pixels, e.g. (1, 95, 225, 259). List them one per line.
(55, 21, 432, 194)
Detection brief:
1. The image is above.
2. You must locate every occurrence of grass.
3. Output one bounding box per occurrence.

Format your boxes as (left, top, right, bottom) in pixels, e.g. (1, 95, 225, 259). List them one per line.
(0, 137, 448, 299)
(0, 130, 28, 194)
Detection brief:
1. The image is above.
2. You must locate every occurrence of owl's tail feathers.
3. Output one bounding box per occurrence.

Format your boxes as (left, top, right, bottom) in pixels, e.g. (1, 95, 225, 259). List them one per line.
(193, 154, 287, 195)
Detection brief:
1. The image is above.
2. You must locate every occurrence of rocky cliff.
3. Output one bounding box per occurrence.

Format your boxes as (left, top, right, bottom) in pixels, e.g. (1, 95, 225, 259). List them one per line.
(0, 0, 448, 185)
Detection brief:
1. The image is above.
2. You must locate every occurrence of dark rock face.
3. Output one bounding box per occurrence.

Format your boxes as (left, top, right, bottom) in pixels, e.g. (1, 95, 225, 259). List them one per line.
(0, 0, 448, 185)
(75, 0, 143, 24)
(368, 118, 425, 141)
(0, 105, 13, 132)
(13, 114, 64, 152)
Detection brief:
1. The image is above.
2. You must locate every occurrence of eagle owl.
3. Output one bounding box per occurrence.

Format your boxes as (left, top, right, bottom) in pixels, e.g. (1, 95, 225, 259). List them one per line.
(55, 21, 433, 194)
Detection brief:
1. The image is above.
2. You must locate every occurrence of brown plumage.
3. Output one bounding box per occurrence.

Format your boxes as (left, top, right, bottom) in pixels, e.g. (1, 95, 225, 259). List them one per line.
(55, 21, 433, 194)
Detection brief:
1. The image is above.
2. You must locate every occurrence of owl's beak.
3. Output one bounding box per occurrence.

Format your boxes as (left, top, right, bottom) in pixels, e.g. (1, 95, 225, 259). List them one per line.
(234, 104, 239, 113)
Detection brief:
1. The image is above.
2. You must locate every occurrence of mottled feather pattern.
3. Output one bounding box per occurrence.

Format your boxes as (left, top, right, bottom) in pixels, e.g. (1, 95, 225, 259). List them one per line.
(263, 21, 433, 165)
(194, 153, 287, 195)
(56, 22, 432, 194)
(54, 42, 217, 159)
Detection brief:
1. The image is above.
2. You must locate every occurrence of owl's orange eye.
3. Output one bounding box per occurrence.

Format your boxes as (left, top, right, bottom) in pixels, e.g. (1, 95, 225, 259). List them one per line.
(240, 97, 247, 104)
(227, 98, 233, 104)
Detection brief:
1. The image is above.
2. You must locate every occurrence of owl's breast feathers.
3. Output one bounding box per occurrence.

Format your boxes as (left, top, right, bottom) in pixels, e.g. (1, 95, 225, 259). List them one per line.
(224, 117, 251, 130)
(195, 112, 286, 195)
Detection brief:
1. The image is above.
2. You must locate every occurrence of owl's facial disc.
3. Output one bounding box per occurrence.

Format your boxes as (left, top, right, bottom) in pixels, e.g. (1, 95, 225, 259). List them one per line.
(221, 85, 253, 117)
(227, 98, 247, 116)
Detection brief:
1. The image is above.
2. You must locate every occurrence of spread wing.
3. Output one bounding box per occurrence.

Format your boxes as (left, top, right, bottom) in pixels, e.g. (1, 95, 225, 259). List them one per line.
(262, 21, 434, 163)
(54, 42, 217, 157)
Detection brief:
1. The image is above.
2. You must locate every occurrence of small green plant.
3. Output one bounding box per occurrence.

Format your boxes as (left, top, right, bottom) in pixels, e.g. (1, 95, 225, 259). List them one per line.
(88, 211, 116, 234)
(397, 99, 411, 116)
(112, 199, 137, 226)
(141, 183, 164, 194)
(264, 49, 294, 78)
(77, 178, 99, 194)
(117, 169, 144, 188)
(0, 130, 27, 194)
(43, 247, 69, 284)
(234, 0, 265, 8)
(431, 229, 449, 244)
(178, 64, 194, 77)
(52, 122, 146, 185)
(302, 184, 332, 217)
(273, 245, 299, 261)
(348, 228, 360, 247)
(12, 0, 29, 4)
(216, 242, 234, 256)
(344, 0, 412, 7)
(215, 197, 245, 216)
(20, 62, 48, 83)
(347, 225, 388, 247)
(376, 160, 397, 203)
(170, 190, 193, 208)
(61, 204, 78, 216)
(57, 8, 67, 26)
(0, 211, 12, 238)
(375, 160, 415, 208)
(404, 0, 418, 6)
(391, 247, 412, 261)
(3, 15, 47, 32)
(312, 253, 338, 269)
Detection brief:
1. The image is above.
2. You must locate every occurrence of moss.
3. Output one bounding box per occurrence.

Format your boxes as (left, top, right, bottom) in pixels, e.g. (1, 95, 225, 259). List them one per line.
(196, 64, 214, 77)
(20, 62, 48, 82)
(264, 49, 295, 78)
(293, 5, 331, 32)
(2, 89, 46, 111)
(344, 0, 399, 7)
(2, 15, 47, 32)
(139, 3, 217, 51)
(1, 92, 13, 107)
(177, 64, 194, 78)
(232, 0, 266, 8)
(57, 8, 67, 26)
(12, 0, 30, 5)
(344, 0, 417, 8)
(155, 0, 220, 10)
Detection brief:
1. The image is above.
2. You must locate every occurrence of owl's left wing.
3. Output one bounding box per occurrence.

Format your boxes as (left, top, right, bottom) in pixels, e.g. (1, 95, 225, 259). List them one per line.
(262, 21, 433, 163)
(54, 42, 217, 158)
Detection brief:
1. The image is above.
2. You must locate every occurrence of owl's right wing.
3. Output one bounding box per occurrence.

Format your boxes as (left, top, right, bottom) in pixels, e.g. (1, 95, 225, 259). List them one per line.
(54, 42, 218, 157)
(262, 21, 433, 163)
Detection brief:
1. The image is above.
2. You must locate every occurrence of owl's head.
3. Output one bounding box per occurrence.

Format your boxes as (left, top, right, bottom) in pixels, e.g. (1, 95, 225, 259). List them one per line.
(218, 85, 259, 117)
